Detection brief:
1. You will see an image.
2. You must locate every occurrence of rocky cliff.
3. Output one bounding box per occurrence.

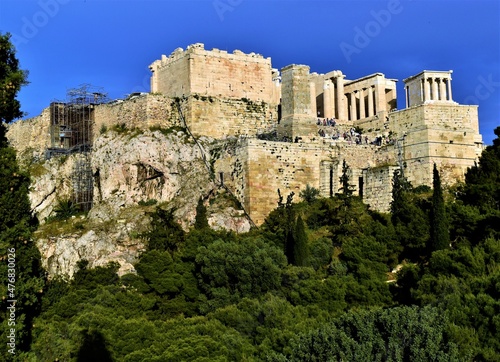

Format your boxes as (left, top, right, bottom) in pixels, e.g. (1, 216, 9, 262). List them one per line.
(8, 115, 252, 278)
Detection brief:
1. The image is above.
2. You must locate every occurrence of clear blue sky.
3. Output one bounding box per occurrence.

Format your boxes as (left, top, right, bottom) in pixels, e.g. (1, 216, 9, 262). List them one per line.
(1, 0, 499, 144)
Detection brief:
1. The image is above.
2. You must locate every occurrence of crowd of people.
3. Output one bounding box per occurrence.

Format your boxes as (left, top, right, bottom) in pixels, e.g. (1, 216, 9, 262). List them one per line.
(316, 118, 394, 146)
(317, 118, 337, 127)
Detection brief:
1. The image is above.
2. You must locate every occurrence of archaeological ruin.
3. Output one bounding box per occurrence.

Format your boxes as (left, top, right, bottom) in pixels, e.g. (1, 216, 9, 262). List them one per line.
(9, 43, 484, 226)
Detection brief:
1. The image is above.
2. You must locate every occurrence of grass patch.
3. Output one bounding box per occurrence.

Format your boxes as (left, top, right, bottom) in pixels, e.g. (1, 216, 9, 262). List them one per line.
(112, 123, 128, 133)
(29, 162, 48, 178)
(138, 199, 158, 206)
(149, 125, 186, 137)
(36, 215, 88, 239)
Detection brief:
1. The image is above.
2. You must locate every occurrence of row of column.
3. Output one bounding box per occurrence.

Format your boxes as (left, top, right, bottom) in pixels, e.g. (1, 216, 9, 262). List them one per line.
(320, 77, 347, 121)
(421, 77, 452, 103)
(347, 87, 376, 121)
(319, 80, 384, 122)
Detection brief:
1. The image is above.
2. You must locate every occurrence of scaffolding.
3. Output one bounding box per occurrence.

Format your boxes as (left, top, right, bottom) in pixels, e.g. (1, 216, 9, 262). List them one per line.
(47, 84, 108, 212)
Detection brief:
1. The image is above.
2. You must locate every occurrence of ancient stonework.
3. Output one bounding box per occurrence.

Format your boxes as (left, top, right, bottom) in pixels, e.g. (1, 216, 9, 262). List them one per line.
(6, 43, 484, 277)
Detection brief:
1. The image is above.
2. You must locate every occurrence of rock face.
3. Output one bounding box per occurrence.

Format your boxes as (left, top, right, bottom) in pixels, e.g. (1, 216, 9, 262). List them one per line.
(92, 129, 214, 226)
(9, 120, 252, 278)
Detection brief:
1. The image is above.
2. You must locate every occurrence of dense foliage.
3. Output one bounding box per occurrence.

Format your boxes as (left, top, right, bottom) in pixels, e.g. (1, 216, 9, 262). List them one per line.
(2, 34, 500, 361)
(19, 134, 499, 360)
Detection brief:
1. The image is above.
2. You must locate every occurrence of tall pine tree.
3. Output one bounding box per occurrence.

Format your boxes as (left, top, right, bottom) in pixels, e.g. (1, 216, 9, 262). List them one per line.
(194, 197, 209, 230)
(0, 32, 45, 358)
(0, 33, 29, 125)
(391, 169, 430, 261)
(292, 215, 309, 266)
(338, 160, 355, 197)
(430, 163, 449, 251)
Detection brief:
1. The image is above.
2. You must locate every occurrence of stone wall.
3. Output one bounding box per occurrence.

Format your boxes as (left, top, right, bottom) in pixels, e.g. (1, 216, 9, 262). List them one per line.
(94, 94, 178, 137)
(226, 138, 396, 225)
(362, 165, 400, 213)
(277, 65, 317, 139)
(184, 95, 278, 138)
(7, 108, 51, 162)
(150, 43, 277, 104)
(389, 103, 481, 187)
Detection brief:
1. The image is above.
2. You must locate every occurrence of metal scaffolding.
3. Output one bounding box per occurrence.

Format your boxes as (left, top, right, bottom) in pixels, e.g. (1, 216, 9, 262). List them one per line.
(47, 84, 108, 212)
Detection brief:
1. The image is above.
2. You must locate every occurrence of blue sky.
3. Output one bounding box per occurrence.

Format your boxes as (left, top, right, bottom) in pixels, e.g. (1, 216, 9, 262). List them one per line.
(1, 0, 499, 144)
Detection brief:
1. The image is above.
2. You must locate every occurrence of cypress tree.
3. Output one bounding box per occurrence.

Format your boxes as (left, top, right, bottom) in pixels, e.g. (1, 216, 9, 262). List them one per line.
(194, 197, 209, 230)
(430, 163, 449, 251)
(390, 169, 411, 224)
(283, 192, 296, 264)
(338, 160, 355, 197)
(293, 215, 309, 266)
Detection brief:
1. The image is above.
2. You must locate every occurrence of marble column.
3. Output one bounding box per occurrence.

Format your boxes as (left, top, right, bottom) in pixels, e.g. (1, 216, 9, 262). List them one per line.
(439, 78, 447, 100)
(367, 86, 374, 117)
(335, 76, 346, 120)
(310, 81, 317, 117)
(350, 91, 357, 121)
(359, 88, 366, 119)
(431, 78, 439, 101)
(323, 79, 334, 119)
(424, 78, 431, 102)
(446, 78, 452, 101)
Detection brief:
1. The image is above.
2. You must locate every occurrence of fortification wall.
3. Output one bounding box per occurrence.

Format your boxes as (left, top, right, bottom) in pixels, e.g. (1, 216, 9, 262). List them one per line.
(150, 44, 277, 103)
(232, 138, 395, 225)
(150, 49, 190, 98)
(389, 103, 481, 187)
(362, 165, 400, 213)
(93, 94, 179, 137)
(7, 108, 51, 162)
(184, 95, 278, 138)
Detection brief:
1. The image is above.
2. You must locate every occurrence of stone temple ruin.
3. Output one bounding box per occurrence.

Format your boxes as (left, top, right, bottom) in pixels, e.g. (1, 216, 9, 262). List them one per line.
(145, 43, 483, 224)
(23, 43, 484, 226)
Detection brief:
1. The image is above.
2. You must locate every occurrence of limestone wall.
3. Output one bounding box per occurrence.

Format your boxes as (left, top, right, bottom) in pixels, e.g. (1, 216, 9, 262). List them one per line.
(278, 65, 317, 139)
(94, 94, 178, 137)
(389, 103, 481, 187)
(150, 43, 276, 103)
(7, 108, 51, 162)
(184, 95, 278, 138)
(232, 138, 395, 225)
(362, 166, 400, 213)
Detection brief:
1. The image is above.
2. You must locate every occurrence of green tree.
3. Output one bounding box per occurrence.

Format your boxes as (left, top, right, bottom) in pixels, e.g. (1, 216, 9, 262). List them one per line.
(195, 237, 287, 312)
(72, 260, 119, 290)
(459, 126, 500, 213)
(194, 197, 209, 230)
(292, 215, 309, 266)
(338, 159, 355, 197)
(133, 250, 200, 317)
(430, 163, 449, 251)
(455, 126, 500, 242)
(144, 207, 185, 254)
(0, 33, 29, 126)
(276, 306, 464, 362)
(299, 184, 320, 203)
(391, 170, 430, 261)
(0, 33, 45, 358)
